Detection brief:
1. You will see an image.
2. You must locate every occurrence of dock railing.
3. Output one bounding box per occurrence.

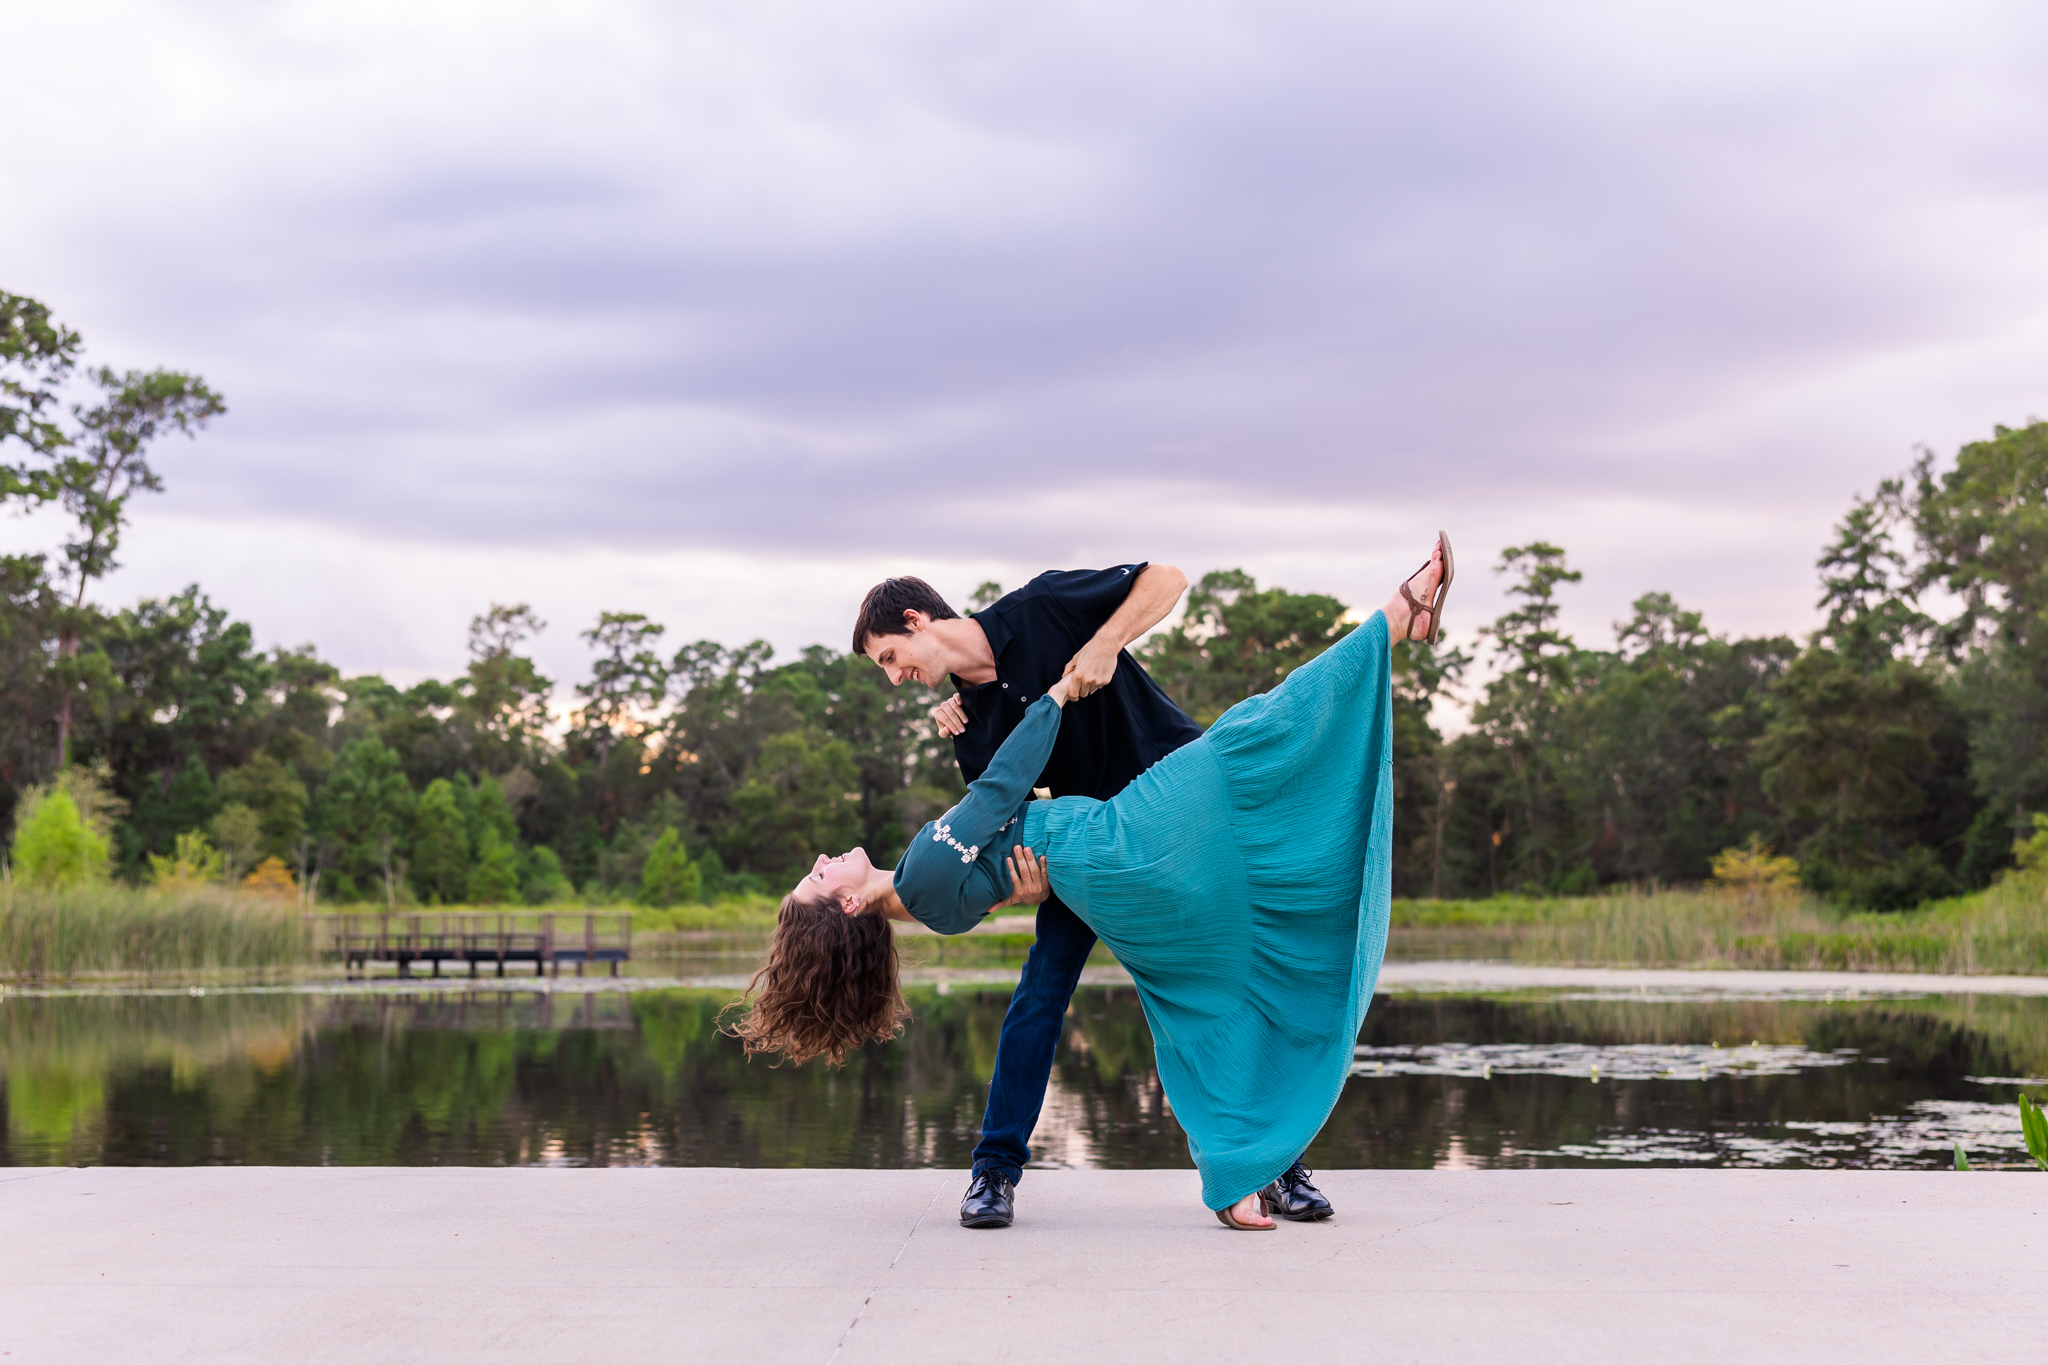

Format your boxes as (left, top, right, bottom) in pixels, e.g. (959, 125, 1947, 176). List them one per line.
(305, 910, 634, 979)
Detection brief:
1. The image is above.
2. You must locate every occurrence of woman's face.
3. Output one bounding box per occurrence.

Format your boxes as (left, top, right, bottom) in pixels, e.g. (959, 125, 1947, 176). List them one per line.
(796, 847, 875, 910)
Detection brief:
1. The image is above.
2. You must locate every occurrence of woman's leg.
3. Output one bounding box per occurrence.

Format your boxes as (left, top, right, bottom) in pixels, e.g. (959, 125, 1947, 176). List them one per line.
(1175, 541, 1435, 1224)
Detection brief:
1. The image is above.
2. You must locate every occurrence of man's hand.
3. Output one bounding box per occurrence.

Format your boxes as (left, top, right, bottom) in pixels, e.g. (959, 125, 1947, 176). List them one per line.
(1061, 634, 1121, 698)
(991, 845, 1050, 911)
(929, 695, 968, 738)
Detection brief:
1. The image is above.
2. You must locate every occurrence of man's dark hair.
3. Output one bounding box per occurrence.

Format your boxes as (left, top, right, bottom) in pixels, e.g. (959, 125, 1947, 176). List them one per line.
(852, 577, 960, 655)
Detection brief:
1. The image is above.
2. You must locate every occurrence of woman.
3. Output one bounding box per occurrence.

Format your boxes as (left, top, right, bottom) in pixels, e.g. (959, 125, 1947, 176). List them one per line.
(735, 536, 1452, 1230)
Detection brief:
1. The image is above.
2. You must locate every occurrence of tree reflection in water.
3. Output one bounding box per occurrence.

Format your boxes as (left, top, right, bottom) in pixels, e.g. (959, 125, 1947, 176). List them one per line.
(2, 987, 2042, 1169)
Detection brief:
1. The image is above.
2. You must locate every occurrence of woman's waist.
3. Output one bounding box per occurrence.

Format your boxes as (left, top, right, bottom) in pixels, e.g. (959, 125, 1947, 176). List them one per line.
(1020, 795, 1096, 856)
(1031, 747, 1234, 868)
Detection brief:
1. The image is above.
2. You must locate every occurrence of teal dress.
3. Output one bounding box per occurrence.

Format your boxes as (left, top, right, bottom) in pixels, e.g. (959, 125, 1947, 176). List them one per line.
(895, 611, 1394, 1210)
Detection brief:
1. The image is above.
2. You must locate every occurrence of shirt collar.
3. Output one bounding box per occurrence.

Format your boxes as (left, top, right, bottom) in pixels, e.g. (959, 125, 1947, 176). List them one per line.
(952, 606, 1012, 691)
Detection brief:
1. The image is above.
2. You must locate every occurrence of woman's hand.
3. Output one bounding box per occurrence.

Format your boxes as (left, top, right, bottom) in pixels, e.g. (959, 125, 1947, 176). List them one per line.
(1045, 675, 1076, 707)
(989, 845, 1051, 911)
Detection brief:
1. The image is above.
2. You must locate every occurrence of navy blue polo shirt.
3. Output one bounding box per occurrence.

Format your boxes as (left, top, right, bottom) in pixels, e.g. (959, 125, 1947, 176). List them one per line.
(950, 564, 1202, 801)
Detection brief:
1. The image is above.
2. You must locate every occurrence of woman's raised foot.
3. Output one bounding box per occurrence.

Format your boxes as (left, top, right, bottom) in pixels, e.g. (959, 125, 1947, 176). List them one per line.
(1386, 538, 1446, 642)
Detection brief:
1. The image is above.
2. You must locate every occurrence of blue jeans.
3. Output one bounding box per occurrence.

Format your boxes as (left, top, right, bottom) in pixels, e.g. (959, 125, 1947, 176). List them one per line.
(970, 892, 1097, 1184)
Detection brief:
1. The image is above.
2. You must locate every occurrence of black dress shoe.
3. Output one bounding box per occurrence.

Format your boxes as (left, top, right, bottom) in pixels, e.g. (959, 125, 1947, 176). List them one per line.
(1260, 1160, 1335, 1221)
(960, 1169, 1016, 1228)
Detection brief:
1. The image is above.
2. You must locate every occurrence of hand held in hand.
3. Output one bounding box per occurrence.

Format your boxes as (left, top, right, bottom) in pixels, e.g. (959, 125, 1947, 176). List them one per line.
(930, 695, 967, 737)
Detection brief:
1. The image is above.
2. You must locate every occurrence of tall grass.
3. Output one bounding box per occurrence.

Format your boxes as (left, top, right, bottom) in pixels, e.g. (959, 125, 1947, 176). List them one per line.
(0, 884, 312, 979)
(1390, 876, 2048, 974)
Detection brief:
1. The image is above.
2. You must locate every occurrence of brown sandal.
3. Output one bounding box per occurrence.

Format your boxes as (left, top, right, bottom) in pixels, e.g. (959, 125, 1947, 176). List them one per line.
(1214, 1192, 1277, 1230)
(1398, 531, 1455, 644)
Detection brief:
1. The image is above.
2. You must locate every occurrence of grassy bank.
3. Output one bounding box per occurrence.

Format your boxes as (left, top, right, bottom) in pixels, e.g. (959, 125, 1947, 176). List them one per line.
(630, 895, 780, 934)
(0, 885, 313, 979)
(1391, 875, 2048, 974)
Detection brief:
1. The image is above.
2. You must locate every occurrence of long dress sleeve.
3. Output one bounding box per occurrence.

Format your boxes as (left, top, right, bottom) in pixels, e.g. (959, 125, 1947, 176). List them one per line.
(894, 695, 1063, 934)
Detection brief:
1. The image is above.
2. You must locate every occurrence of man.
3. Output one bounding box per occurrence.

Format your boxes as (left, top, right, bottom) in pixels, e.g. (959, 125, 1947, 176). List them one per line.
(854, 563, 1336, 1228)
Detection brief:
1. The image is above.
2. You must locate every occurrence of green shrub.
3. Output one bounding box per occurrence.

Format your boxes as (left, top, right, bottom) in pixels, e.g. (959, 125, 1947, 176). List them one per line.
(466, 831, 521, 905)
(149, 830, 224, 888)
(1801, 847, 1956, 912)
(10, 791, 109, 888)
(639, 828, 702, 907)
(519, 846, 574, 903)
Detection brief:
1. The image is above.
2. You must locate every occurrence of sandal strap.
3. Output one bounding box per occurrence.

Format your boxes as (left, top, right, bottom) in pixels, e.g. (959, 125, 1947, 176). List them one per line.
(1399, 576, 1432, 641)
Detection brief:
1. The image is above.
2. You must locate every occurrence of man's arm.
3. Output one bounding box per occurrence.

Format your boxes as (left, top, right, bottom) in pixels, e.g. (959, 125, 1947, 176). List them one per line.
(1062, 564, 1187, 698)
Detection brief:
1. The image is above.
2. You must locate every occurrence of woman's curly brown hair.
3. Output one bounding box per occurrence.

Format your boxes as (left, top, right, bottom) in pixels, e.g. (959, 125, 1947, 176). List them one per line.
(726, 888, 909, 1066)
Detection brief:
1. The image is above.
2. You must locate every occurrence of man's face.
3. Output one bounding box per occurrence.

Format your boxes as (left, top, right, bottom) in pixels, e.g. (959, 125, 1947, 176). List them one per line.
(863, 612, 948, 687)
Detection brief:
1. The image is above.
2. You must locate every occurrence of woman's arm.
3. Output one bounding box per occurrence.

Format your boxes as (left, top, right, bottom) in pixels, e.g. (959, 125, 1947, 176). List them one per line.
(927, 686, 1070, 862)
(894, 687, 1070, 933)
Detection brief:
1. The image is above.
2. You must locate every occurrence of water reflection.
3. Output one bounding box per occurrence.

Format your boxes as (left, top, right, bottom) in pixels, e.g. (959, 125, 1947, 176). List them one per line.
(1323, 995, 2047, 1170)
(2, 984, 2043, 1170)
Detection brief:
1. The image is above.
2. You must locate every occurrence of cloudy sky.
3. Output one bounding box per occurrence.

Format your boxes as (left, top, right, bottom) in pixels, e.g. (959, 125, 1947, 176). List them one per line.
(5, 1, 2046, 705)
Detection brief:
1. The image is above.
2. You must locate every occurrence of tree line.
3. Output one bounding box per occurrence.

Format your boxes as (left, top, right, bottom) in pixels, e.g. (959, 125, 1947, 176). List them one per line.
(5, 289, 2046, 908)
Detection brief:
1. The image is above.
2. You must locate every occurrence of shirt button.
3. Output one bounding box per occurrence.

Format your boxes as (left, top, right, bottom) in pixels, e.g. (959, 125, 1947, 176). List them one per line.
(1001, 683, 1008, 689)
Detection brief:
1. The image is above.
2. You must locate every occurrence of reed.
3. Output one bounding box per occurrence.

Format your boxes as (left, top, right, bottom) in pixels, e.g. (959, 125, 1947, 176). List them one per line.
(0, 884, 313, 979)
(1391, 877, 2048, 974)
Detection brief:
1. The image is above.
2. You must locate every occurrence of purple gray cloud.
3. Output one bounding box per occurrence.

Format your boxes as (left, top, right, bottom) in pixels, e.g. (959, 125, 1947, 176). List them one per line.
(5, 1, 2047, 691)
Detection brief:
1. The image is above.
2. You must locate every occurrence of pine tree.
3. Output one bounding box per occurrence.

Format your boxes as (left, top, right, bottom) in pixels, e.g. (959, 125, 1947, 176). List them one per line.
(217, 754, 308, 862)
(409, 779, 472, 904)
(316, 738, 415, 905)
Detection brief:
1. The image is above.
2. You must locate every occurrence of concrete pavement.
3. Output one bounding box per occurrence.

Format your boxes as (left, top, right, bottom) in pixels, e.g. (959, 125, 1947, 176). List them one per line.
(1, 1166, 2042, 1363)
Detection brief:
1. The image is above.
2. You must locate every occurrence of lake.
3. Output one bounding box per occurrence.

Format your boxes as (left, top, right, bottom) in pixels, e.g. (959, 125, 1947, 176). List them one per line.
(3, 949, 2043, 1170)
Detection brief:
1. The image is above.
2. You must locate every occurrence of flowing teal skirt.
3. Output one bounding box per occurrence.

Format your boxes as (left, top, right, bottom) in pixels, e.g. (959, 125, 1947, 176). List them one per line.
(1023, 611, 1394, 1209)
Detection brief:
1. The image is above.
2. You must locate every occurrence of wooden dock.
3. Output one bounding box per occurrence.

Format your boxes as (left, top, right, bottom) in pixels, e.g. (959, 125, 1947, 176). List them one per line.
(306, 911, 633, 979)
